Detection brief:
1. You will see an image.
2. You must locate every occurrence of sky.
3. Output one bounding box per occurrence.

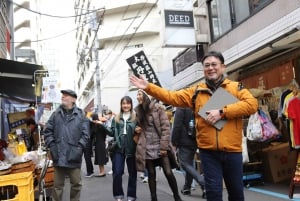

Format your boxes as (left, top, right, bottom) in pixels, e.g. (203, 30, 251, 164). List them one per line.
(39, 0, 77, 90)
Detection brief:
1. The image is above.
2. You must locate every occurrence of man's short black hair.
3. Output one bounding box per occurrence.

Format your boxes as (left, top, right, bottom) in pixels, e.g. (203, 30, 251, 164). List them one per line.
(201, 51, 225, 64)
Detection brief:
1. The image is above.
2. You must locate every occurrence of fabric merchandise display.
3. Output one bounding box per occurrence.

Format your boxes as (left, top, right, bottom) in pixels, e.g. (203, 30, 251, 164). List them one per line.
(258, 109, 280, 141)
(287, 93, 300, 148)
(247, 109, 280, 142)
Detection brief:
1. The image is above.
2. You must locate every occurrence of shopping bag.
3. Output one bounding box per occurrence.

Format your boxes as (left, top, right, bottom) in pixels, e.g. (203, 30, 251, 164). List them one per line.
(247, 112, 263, 141)
(258, 109, 280, 141)
(242, 135, 249, 164)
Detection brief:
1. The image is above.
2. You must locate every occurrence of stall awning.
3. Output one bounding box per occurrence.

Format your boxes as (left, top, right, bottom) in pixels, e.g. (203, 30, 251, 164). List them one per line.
(0, 58, 44, 103)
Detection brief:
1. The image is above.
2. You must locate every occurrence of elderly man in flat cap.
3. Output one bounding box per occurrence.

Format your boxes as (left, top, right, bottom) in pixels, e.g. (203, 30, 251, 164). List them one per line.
(44, 89, 90, 201)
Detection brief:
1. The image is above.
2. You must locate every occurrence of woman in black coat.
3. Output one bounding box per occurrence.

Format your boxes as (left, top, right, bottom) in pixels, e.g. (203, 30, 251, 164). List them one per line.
(91, 113, 109, 176)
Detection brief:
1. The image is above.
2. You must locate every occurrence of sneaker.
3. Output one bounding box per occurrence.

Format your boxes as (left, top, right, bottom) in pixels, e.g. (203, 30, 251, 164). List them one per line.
(139, 173, 145, 179)
(142, 177, 148, 183)
(108, 170, 113, 175)
(181, 189, 191, 195)
(85, 173, 94, 178)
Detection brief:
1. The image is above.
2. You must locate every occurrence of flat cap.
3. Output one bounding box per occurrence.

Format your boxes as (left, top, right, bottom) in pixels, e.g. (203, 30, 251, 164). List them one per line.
(61, 89, 77, 99)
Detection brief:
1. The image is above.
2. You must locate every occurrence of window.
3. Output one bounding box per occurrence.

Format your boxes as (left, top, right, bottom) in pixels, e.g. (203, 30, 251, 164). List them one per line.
(208, 0, 273, 41)
(172, 47, 198, 76)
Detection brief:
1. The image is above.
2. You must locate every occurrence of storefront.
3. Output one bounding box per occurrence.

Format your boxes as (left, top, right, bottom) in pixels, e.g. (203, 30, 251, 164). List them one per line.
(231, 47, 300, 197)
(0, 58, 54, 200)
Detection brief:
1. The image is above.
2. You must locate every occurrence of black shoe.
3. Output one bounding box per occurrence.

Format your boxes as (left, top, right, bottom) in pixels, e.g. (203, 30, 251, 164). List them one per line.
(180, 189, 191, 195)
(202, 190, 206, 199)
(200, 185, 206, 199)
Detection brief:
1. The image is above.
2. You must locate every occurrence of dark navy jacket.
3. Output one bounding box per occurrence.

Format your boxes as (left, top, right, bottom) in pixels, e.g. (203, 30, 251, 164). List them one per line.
(171, 107, 197, 147)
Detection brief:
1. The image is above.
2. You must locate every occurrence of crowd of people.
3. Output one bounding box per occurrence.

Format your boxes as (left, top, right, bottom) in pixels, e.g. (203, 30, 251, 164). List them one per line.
(42, 51, 258, 201)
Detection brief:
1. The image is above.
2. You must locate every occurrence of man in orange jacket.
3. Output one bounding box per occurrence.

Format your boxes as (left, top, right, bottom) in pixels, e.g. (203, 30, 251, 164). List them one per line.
(130, 51, 258, 201)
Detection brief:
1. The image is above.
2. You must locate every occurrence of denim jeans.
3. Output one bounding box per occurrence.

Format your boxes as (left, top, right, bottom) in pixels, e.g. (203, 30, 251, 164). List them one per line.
(200, 149, 244, 201)
(177, 146, 205, 190)
(112, 152, 137, 200)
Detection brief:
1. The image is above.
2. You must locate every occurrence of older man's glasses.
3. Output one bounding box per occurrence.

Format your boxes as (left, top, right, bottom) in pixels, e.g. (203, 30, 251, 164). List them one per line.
(203, 63, 222, 68)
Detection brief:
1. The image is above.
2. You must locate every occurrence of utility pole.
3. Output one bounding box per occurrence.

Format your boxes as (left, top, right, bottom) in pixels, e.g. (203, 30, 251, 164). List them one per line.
(92, 13, 102, 114)
(94, 40, 102, 114)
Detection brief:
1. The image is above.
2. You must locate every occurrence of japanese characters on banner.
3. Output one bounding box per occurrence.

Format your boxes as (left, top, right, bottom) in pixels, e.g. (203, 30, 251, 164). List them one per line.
(41, 77, 61, 103)
(126, 50, 161, 87)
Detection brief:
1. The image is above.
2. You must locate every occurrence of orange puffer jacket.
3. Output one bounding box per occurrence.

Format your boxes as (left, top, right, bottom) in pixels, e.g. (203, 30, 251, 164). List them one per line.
(144, 79, 258, 152)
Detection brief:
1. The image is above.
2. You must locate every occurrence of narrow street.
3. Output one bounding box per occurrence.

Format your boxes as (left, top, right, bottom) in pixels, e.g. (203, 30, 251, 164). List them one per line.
(40, 159, 300, 201)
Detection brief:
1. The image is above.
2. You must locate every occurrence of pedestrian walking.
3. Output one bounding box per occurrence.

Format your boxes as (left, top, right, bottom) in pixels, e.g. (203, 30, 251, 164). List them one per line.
(171, 107, 206, 198)
(130, 51, 258, 201)
(44, 89, 90, 201)
(104, 109, 114, 175)
(83, 113, 95, 177)
(109, 96, 137, 201)
(134, 89, 183, 201)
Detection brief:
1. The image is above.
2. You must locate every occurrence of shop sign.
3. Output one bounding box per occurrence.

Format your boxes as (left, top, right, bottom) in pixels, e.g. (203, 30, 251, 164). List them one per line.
(161, 0, 195, 47)
(164, 10, 194, 28)
(41, 77, 61, 103)
(242, 61, 294, 89)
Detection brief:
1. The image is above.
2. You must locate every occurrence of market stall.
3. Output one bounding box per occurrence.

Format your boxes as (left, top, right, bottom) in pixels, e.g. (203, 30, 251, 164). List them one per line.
(239, 58, 300, 198)
(0, 115, 53, 201)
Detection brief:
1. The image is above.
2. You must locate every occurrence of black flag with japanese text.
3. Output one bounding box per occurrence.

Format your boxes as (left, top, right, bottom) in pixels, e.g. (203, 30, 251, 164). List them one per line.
(126, 50, 161, 87)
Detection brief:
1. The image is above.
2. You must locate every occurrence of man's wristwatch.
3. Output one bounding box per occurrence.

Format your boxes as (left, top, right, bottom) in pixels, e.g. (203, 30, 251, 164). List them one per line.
(219, 109, 225, 119)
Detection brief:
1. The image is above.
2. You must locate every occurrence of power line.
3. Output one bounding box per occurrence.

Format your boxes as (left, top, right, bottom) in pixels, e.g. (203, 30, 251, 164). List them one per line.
(0, 17, 97, 44)
(9, 0, 104, 18)
(100, 0, 158, 80)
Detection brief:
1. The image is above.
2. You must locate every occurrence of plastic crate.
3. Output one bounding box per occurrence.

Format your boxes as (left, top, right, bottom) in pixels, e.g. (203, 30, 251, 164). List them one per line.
(0, 171, 34, 201)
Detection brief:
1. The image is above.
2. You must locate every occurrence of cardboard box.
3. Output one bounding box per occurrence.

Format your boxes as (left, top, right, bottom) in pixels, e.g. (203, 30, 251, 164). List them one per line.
(261, 142, 297, 183)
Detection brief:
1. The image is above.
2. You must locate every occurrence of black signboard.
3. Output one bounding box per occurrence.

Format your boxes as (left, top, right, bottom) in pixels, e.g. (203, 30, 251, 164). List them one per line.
(126, 50, 161, 87)
(164, 10, 194, 28)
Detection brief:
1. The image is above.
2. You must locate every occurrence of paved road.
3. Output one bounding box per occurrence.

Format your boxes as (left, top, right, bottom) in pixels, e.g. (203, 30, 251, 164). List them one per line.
(39, 160, 299, 201)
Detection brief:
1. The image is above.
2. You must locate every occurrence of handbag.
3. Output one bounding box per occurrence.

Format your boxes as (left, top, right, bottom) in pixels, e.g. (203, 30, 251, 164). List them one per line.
(167, 146, 180, 170)
(107, 139, 117, 155)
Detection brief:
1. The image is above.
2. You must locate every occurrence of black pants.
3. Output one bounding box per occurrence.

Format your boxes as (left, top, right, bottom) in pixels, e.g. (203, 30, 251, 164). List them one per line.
(146, 156, 181, 201)
(83, 137, 94, 175)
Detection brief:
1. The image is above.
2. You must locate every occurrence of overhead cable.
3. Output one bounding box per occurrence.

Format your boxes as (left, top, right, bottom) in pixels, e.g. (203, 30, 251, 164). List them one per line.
(0, 17, 97, 44)
(9, 0, 104, 18)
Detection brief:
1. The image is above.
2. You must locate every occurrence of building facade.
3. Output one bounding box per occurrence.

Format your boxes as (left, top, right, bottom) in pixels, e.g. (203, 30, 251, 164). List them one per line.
(75, 0, 187, 113)
(13, 0, 43, 64)
(0, 0, 13, 59)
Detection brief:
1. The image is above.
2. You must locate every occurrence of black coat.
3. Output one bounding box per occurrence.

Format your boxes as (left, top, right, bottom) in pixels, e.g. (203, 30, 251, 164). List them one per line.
(44, 105, 90, 168)
(171, 107, 197, 147)
(91, 122, 108, 165)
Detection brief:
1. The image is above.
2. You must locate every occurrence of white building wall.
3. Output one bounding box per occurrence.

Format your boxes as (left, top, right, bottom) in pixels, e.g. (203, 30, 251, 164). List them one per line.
(13, 0, 43, 64)
(77, 0, 185, 112)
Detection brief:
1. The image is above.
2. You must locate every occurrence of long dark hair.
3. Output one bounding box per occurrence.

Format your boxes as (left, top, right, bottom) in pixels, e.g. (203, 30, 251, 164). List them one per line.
(135, 91, 153, 129)
(115, 96, 136, 123)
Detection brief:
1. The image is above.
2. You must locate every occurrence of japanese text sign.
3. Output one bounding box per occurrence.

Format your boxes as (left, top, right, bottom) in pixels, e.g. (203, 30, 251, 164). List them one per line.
(126, 50, 161, 87)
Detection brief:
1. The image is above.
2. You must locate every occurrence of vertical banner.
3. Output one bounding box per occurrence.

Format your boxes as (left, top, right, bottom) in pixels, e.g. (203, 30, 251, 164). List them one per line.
(41, 77, 61, 103)
(126, 50, 161, 87)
